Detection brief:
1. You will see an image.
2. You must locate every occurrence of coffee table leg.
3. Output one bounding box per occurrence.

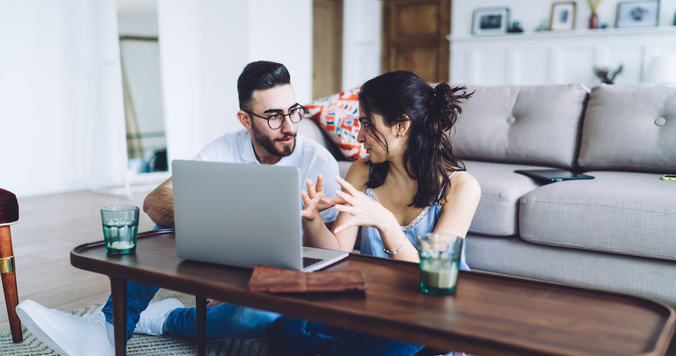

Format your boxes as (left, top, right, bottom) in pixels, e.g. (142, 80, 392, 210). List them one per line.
(110, 277, 127, 356)
(196, 296, 207, 356)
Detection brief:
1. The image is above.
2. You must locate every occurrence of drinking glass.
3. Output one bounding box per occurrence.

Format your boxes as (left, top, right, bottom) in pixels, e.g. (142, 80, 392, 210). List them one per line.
(416, 233, 463, 295)
(100, 205, 139, 255)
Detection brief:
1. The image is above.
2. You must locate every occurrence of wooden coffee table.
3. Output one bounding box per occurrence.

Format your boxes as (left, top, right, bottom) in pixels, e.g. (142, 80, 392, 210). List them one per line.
(71, 230, 675, 356)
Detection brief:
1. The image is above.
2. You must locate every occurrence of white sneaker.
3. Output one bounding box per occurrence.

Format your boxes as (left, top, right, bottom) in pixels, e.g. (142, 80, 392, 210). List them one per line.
(16, 299, 114, 356)
(134, 298, 184, 335)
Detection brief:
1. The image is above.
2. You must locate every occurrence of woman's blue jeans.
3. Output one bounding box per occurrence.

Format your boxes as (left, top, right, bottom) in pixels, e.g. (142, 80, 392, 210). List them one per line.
(267, 316, 424, 356)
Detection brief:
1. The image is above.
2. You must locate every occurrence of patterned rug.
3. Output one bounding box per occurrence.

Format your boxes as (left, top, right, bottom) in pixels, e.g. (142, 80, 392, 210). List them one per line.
(0, 289, 272, 356)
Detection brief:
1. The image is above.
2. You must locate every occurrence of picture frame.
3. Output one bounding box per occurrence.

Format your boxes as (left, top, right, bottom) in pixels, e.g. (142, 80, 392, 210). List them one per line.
(550, 1, 577, 31)
(615, 0, 660, 28)
(472, 7, 510, 36)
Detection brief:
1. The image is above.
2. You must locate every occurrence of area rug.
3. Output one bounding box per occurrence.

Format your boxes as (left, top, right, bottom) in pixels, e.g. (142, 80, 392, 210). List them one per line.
(0, 289, 272, 356)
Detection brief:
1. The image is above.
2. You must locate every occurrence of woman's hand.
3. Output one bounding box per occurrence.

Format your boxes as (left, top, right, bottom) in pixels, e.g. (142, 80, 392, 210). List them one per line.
(300, 174, 338, 221)
(332, 177, 397, 234)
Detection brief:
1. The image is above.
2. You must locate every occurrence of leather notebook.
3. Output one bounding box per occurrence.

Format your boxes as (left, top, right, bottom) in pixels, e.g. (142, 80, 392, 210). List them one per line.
(248, 265, 367, 293)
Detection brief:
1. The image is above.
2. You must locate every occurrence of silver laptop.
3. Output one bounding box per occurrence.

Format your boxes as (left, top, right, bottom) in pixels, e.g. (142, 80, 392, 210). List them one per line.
(172, 160, 348, 272)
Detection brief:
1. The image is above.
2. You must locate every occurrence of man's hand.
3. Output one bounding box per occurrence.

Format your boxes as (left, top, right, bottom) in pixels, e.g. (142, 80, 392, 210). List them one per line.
(300, 174, 340, 221)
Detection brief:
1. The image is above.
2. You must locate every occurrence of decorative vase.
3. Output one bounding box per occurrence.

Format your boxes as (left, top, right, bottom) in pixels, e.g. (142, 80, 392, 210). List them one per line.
(589, 12, 600, 29)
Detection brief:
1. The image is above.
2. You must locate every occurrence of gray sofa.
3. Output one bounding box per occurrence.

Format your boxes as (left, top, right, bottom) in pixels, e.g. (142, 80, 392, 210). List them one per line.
(299, 84, 676, 305)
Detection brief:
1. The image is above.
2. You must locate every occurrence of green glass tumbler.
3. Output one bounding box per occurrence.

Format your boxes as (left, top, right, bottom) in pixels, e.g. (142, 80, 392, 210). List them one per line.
(416, 233, 463, 295)
(100, 205, 139, 255)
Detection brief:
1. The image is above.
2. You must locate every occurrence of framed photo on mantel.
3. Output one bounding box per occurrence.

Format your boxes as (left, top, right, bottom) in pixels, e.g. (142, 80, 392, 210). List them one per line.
(616, 0, 660, 28)
(550, 1, 577, 31)
(472, 7, 510, 36)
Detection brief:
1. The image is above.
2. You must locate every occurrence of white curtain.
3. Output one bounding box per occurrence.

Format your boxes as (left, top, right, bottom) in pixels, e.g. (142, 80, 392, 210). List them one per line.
(0, 0, 126, 196)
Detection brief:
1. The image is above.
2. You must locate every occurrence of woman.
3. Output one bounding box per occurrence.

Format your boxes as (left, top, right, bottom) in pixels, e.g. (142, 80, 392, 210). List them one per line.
(269, 70, 481, 355)
(304, 70, 479, 265)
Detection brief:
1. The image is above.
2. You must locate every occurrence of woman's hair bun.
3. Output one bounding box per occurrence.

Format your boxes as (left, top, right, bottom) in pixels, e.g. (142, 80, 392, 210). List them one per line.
(428, 83, 472, 132)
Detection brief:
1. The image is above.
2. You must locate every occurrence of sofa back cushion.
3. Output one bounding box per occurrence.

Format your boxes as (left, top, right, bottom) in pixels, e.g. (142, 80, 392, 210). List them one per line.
(450, 84, 589, 169)
(577, 85, 676, 172)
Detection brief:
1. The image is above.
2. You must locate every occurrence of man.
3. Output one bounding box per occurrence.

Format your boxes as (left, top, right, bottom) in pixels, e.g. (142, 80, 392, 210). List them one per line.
(16, 61, 340, 356)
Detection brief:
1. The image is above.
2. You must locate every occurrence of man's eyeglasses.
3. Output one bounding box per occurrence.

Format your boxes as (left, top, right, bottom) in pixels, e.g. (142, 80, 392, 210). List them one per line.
(244, 105, 305, 130)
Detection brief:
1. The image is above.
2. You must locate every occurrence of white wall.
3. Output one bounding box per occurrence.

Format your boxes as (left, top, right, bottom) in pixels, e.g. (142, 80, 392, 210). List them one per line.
(0, 0, 126, 197)
(157, 0, 313, 163)
(117, 0, 159, 37)
(342, 0, 383, 90)
(451, 28, 676, 87)
(450, 1, 676, 87)
(452, 0, 676, 37)
(248, 0, 313, 105)
(0, 0, 385, 197)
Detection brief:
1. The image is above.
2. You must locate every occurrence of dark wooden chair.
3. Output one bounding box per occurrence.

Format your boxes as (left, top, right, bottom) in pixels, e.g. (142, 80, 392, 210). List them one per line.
(0, 188, 22, 342)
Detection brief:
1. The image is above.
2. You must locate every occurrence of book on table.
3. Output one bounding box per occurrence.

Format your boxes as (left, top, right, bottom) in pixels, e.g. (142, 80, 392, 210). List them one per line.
(248, 265, 367, 293)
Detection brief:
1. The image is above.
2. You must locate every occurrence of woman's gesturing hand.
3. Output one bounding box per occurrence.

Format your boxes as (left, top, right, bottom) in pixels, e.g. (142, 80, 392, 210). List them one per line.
(300, 174, 339, 221)
(332, 176, 396, 234)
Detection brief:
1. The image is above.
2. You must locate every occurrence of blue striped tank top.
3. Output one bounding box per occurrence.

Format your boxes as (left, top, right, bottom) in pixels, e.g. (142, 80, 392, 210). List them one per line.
(359, 171, 470, 270)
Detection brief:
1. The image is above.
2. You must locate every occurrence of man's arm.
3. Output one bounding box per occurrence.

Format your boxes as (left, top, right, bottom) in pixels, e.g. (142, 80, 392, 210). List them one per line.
(143, 178, 174, 227)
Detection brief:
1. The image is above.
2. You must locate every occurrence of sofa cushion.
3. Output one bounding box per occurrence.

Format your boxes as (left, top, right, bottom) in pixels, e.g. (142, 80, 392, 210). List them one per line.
(464, 160, 551, 236)
(299, 117, 347, 160)
(465, 234, 676, 305)
(298, 116, 330, 147)
(305, 87, 366, 160)
(577, 85, 676, 172)
(519, 171, 676, 261)
(451, 84, 589, 169)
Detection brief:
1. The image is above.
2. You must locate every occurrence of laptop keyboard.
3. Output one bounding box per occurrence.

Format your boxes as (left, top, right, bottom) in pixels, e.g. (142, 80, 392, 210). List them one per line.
(303, 257, 322, 268)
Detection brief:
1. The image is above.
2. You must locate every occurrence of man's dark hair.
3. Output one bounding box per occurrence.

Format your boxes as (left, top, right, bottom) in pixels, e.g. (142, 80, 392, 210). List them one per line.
(237, 61, 291, 111)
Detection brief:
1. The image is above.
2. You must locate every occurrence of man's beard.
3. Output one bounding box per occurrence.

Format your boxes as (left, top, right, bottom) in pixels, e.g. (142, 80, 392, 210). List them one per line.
(251, 123, 296, 157)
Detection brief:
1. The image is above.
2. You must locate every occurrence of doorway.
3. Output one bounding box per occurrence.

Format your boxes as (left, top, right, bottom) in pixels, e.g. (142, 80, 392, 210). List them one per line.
(313, 0, 343, 99)
(382, 0, 451, 83)
(116, 0, 168, 175)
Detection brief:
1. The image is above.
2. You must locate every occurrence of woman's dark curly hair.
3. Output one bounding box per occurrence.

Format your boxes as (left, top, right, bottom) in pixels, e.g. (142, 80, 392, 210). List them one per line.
(359, 71, 472, 208)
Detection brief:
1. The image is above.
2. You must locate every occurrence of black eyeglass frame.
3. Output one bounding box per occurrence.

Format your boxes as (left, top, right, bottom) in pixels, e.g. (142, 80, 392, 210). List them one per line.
(243, 104, 306, 130)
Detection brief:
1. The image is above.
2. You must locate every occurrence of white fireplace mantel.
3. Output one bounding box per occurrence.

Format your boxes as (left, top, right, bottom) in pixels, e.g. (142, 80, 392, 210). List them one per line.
(448, 27, 676, 87)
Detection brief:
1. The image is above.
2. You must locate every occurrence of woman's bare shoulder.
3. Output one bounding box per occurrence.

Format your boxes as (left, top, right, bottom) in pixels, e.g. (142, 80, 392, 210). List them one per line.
(447, 171, 481, 199)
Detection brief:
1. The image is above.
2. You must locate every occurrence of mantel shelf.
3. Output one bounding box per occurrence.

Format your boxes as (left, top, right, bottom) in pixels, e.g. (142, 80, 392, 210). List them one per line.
(449, 26, 676, 43)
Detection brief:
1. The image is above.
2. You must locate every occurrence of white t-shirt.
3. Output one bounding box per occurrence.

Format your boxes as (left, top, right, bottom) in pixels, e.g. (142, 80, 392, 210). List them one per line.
(194, 130, 340, 222)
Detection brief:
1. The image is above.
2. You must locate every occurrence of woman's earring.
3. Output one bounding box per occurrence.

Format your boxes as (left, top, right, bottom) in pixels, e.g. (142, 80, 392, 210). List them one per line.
(397, 131, 402, 137)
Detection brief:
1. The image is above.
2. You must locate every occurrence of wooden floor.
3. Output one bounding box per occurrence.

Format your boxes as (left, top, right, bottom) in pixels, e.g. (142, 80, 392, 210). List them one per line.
(0, 189, 155, 331)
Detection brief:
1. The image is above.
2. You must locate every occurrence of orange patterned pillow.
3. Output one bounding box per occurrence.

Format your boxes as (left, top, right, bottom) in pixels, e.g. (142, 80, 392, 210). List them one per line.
(305, 87, 366, 160)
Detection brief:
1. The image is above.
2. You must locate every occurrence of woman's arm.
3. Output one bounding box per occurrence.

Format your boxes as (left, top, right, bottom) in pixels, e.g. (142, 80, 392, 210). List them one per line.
(332, 177, 419, 262)
(302, 159, 370, 251)
(432, 172, 482, 237)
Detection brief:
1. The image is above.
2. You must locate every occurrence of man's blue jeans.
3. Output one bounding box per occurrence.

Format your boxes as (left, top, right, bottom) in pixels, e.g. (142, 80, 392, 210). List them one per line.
(101, 281, 159, 341)
(164, 304, 422, 355)
(101, 283, 422, 355)
(100, 282, 282, 341)
(163, 302, 281, 339)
